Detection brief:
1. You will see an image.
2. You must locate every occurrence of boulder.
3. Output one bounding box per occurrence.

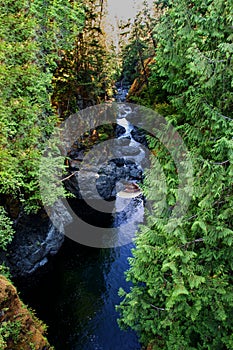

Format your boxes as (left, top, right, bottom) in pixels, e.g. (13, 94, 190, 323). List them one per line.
(115, 137, 131, 146)
(115, 124, 126, 137)
(96, 175, 115, 200)
(110, 158, 125, 167)
(131, 126, 148, 147)
(114, 146, 141, 157)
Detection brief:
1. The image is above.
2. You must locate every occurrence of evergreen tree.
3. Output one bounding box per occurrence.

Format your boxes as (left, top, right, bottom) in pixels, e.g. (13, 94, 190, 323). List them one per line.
(118, 1, 233, 349)
(52, 0, 116, 118)
(119, 2, 158, 85)
(0, 0, 84, 225)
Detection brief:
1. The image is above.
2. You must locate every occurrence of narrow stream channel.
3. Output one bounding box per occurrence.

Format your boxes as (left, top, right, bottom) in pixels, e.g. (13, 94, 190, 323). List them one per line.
(15, 90, 145, 349)
(16, 237, 142, 350)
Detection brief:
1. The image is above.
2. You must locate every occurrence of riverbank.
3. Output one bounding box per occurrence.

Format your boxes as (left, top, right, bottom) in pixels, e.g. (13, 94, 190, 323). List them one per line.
(0, 275, 53, 349)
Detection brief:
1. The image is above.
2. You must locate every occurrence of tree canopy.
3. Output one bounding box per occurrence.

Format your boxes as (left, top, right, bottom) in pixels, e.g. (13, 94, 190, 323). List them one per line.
(118, 1, 233, 349)
(0, 0, 116, 250)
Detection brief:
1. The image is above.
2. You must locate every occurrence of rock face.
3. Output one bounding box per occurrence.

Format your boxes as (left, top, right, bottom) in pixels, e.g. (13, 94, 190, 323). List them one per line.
(1, 202, 72, 277)
(0, 275, 53, 349)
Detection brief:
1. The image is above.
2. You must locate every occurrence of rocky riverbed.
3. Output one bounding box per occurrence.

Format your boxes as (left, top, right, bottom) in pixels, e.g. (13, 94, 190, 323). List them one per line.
(0, 101, 148, 277)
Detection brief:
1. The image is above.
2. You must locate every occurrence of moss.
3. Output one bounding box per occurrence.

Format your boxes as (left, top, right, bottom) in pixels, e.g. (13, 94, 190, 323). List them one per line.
(98, 133, 109, 141)
(0, 275, 54, 350)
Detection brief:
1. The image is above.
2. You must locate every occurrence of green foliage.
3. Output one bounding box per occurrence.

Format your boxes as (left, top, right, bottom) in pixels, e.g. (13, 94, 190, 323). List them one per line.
(118, 0, 233, 349)
(0, 319, 21, 349)
(0, 207, 14, 250)
(0, 0, 117, 254)
(52, 0, 116, 118)
(38, 146, 73, 207)
(120, 38, 148, 85)
(0, 0, 85, 214)
(0, 264, 11, 280)
(118, 2, 159, 85)
(0, 0, 86, 260)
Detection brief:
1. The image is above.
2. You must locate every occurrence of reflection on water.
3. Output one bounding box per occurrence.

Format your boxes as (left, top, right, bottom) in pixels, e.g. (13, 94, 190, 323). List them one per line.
(14, 196, 144, 350)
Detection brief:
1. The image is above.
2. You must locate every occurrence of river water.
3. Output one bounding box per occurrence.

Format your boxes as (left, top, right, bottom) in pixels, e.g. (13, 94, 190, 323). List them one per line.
(17, 238, 142, 350)
(15, 97, 145, 349)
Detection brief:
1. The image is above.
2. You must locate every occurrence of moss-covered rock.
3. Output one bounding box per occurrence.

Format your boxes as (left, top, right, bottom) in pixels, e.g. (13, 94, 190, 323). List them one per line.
(0, 275, 53, 350)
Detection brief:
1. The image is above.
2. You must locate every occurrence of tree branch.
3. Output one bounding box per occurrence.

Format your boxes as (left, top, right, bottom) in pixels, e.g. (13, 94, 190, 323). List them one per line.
(218, 113, 233, 122)
(61, 171, 79, 182)
(186, 214, 198, 221)
(210, 160, 230, 165)
(204, 103, 233, 122)
(150, 304, 166, 311)
(182, 238, 204, 248)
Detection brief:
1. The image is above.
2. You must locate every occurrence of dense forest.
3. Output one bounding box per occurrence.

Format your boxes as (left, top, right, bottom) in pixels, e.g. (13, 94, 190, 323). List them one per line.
(0, 0, 232, 349)
(0, 0, 117, 347)
(118, 1, 233, 349)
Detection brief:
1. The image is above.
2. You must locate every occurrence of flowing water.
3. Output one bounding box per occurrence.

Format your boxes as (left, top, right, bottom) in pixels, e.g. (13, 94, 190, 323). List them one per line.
(15, 97, 145, 350)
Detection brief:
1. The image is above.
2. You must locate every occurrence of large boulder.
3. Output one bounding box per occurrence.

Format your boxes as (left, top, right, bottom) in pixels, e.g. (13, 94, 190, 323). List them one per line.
(113, 145, 141, 158)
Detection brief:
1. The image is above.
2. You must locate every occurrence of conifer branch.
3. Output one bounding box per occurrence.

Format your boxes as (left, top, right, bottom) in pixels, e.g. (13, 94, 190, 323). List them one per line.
(204, 104, 233, 121)
(199, 158, 230, 166)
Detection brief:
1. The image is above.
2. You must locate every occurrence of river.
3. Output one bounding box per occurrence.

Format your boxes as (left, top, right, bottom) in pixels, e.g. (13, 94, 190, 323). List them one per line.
(14, 92, 145, 350)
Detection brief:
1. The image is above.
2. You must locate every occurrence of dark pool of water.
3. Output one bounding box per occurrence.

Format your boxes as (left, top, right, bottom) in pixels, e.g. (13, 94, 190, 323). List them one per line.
(15, 216, 142, 350)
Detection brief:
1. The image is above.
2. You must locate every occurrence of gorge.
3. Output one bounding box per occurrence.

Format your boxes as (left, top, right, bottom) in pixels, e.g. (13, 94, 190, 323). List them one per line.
(12, 90, 147, 350)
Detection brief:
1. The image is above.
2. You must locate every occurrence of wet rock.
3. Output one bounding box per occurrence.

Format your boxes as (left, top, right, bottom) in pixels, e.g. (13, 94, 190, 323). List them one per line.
(115, 137, 131, 146)
(100, 162, 117, 176)
(116, 167, 126, 180)
(131, 126, 148, 147)
(1, 202, 72, 277)
(122, 146, 141, 156)
(113, 146, 141, 157)
(110, 158, 125, 167)
(129, 167, 143, 179)
(115, 124, 126, 137)
(125, 159, 135, 166)
(64, 158, 144, 202)
(69, 159, 81, 170)
(63, 172, 80, 197)
(114, 88, 129, 102)
(96, 175, 115, 200)
(125, 106, 145, 124)
(73, 149, 86, 161)
(75, 171, 99, 198)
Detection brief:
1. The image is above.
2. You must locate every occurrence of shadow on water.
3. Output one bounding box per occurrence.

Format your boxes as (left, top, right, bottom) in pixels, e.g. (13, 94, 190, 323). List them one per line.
(14, 198, 143, 350)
